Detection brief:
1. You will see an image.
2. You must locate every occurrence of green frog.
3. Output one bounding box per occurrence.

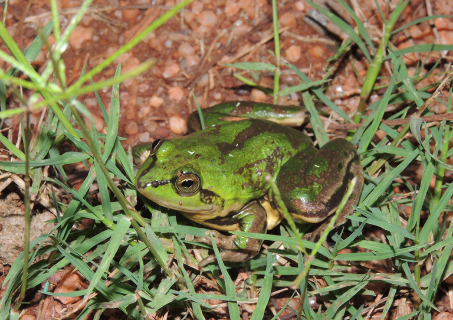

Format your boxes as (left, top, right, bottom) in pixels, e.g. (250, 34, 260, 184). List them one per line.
(134, 102, 363, 267)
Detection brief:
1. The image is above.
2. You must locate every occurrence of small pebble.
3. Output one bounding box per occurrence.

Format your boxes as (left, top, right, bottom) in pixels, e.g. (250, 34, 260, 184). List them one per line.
(125, 121, 139, 135)
(143, 120, 159, 132)
(233, 24, 252, 36)
(184, 11, 195, 23)
(107, 29, 118, 43)
(295, 1, 305, 11)
(169, 116, 187, 135)
(120, 92, 129, 107)
(285, 45, 301, 62)
(169, 86, 184, 101)
(197, 10, 217, 27)
(308, 45, 325, 59)
(137, 132, 150, 142)
(122, 57, 140, 74)
(279, 12, 296, 27)
(114, 10, 123, 19)
(84, 113, 106, 133)
(162, 63, 180, 78)
(197, 74, 209, 88)
(225, 0, 240, 16)
(238, 0, 256, 19)
(148, 37, 162, 50)
(185, 54, 200, 68)
(250, 88, 267, 102)
(397, 40, 417, 65)
(139, 106, 151, 119)
(116, 52, 131, 64)
(68, 26, 93, 50)
(195, 25, 210, 34)
(178, 43, 195, 58)
(164, 39, 173, 48)
(434, 17, 453, 30)
(150, 95, 164, 108)
(191, 1, 203, 14)
(408, 25, 423, 40)
(123, 8, 140, 21)
(138, 83, 150, 93)
(32, 50, 46, 66)
(439, 30, 453, 45)
(81, 15, 94, 26)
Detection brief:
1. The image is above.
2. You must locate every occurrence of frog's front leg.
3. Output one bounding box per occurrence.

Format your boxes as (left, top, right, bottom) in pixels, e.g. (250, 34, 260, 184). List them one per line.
(193, 200, 267, 267)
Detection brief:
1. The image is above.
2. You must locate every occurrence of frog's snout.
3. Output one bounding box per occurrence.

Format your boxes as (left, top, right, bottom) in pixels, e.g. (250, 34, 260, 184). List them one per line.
(137, 177, 171, 190)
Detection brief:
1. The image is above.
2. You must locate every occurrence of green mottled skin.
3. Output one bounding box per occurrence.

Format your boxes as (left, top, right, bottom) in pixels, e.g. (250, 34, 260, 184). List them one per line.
(134, 101, 364, 267)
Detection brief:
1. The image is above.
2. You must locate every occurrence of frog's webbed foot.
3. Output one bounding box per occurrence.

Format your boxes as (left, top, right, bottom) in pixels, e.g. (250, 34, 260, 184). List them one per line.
(196, 248, 261, 268)
(193, 201, 267, 267)
(194, 230, 236, 249)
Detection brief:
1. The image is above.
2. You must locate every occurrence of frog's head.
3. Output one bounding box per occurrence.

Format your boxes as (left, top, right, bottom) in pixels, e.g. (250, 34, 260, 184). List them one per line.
(135, 139, 228, 217)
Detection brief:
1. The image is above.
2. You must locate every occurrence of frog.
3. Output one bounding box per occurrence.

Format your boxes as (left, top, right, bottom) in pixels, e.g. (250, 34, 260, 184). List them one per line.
(133, 101, 364, 267)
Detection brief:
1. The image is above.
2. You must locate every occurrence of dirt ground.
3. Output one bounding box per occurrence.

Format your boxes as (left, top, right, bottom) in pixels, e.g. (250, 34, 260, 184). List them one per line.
(1, 0, 453, 319)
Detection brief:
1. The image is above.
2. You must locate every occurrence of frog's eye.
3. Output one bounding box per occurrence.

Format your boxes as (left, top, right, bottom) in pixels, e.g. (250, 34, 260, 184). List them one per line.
(175, 172, 200, 196)
(151, 139, 164, 154)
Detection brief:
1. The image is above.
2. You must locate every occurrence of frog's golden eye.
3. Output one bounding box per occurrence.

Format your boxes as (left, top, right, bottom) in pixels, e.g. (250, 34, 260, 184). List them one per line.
(175, 172, 200, 196)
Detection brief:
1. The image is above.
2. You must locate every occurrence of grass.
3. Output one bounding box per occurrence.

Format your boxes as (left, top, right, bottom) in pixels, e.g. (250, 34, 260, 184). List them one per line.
(1, 0, 453, 319)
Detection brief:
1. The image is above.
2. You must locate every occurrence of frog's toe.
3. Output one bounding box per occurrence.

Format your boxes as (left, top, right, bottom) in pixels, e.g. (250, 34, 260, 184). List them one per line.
(193, 236, 212, 245)
(194, 234, 236, 249)
(198, 250, 258, 268)
(204, 230, 224, 237)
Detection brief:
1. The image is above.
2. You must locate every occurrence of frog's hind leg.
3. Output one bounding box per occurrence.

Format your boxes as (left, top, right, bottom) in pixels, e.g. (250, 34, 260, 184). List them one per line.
(187, 101, 308, 132)
(276, 138, 363, 242)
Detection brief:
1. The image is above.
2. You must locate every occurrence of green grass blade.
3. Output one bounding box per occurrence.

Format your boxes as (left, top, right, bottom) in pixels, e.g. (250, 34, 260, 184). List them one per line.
(357, 60, 398, 153)
(392, 15, 453, 34)
(173, 237, 204, 319)
(103, 64, 121, 162)
(302, 92, 329, 146)
(402, 262, 438, 311)
(94, 160, 113, 221)
(386, 44, 453, 60)
(306, 0, 371, 62)
(324, 281, 368, 318)
(278, 79, 330, 97)
(336, 0, 375, 53)
(116, 140, 135, 182)
(282, 60, 352, 123)
(210, 234, 241, 320)
(225, 62, 276, 71)
(419, 181, 453, 242)
(407, 160, 434, 232)
(84, 216, 131, 300)
(0, 133, 25, 160)
(0, 152, 89, 168)
(144, 224, 169, 263)
(363, 151, 418, 206)
(251, 252, 275, 320)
